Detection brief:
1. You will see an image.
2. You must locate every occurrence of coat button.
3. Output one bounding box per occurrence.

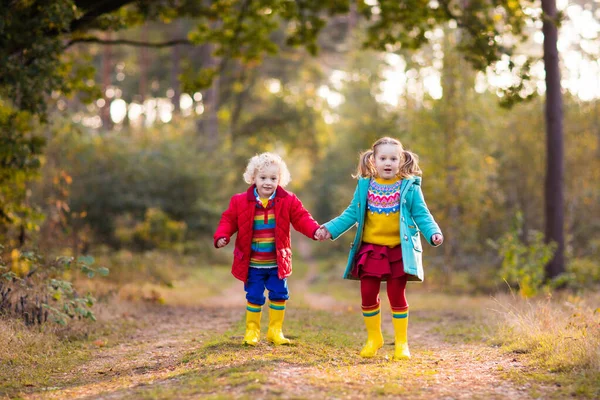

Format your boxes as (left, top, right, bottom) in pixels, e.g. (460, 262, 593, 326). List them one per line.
(403, 199, 407, 204)
(401, 217, 405, 221)
(404, 235, 408, 241)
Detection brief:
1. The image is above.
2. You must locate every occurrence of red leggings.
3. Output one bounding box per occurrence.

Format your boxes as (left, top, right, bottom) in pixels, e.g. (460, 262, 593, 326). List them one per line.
(361, 275, 408, 309)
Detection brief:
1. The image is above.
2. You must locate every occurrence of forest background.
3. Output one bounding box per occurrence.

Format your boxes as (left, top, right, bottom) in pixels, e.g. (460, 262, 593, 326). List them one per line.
(2, 0, 598, 291)
(0, 1, 599, 398)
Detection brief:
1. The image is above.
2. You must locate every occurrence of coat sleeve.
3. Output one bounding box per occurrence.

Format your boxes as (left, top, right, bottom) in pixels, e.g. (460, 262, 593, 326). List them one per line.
(289, 195, 320, 239)
(213, 195, 239, 247)
(323, 183, 360, 240)
(410, 185, 442, 246)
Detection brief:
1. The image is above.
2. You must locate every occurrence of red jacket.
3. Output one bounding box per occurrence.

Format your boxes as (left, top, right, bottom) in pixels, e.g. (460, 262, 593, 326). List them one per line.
(214, 185, 320, 282)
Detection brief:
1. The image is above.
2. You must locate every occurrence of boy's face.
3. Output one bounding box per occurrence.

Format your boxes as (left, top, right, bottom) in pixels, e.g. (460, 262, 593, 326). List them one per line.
(254, 164, 280, 198)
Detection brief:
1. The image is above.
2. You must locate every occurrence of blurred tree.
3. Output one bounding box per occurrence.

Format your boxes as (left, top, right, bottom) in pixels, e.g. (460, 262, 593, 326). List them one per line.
(0, 111, 45, 246)
(0, 0, 536, 246)
(170, 20, 183, 115)
(311, 49, 398, 224)
(18, 4, 598, 273)
(37, 121, 214, 247)
(100, 31, 114, 131)
(439, 24, 474, 274)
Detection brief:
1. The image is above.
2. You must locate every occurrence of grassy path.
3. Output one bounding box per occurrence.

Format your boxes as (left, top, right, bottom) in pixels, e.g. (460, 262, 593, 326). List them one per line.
(16, 240, 558, 399)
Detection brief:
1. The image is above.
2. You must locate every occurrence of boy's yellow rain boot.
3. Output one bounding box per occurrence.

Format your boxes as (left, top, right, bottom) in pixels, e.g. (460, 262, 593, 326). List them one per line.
(392, 307, 411, 360)
(243, 302, 262, 346)
(266, 300, 291, 345)
(359, 304, 384, 357)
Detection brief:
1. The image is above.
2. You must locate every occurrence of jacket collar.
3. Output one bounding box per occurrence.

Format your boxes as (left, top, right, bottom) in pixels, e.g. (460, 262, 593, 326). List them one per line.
(245, 185, 289, 201)
(358, 175, 421, 186)
(358, 176, 421, 201)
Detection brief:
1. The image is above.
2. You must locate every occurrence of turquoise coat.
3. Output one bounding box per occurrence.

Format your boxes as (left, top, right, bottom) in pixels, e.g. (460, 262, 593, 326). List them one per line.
(323, 176, 441, 282)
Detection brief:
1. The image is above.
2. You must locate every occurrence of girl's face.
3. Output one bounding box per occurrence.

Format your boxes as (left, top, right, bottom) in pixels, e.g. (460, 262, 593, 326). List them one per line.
(374, 143, 401, 179)
(254, 164, 280, 198)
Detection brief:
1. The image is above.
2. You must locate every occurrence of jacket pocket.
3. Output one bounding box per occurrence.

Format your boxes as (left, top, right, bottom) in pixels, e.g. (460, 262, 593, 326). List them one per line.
(411, 233, 422, 252)
(233, 248, 245, 260)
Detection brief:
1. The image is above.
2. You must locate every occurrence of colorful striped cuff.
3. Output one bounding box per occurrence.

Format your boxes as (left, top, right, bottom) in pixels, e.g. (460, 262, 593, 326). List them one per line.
(392, 307, 409, 319)
(247, 302, 262, 313)
(362, 303, 381, 317)
(269, 301, 286, 310)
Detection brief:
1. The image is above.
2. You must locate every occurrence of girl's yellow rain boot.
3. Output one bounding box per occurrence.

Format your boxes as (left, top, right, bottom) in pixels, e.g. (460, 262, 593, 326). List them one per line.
(243, 302, 262, 346)
(392, 307, 411, 360)
(266, 300, 291, 345)
(359, 304, 384, 357)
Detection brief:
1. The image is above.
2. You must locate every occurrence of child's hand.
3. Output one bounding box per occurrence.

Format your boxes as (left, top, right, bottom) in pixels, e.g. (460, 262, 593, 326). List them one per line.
(314, 227, 324, 241)
(216, 238, 228, 248)
(432, 234, 443, 246)
(315, 226, 332, 241)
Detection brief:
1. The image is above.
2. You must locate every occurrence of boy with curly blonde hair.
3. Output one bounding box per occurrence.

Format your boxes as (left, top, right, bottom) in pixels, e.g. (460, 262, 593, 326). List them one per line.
(214, 152, 320, 345)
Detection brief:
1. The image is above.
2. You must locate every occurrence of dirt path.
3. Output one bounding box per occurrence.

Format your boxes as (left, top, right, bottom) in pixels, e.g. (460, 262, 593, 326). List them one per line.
(282, 239, 541, 399)
(24, 305, 240, 400)
(22, 242, 550, 400)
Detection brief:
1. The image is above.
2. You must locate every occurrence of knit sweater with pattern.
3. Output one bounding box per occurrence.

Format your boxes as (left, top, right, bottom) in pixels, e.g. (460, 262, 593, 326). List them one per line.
(362, 177, 401, 247)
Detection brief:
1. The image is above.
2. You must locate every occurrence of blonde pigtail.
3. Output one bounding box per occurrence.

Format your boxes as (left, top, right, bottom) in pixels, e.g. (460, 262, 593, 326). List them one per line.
(352, 150, 376, 179)
(400, 150, 422, 177)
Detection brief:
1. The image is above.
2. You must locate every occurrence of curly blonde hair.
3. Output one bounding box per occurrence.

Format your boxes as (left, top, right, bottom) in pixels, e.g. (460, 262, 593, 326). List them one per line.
(353, 137, 422, 179)
(243, 152, 292, 187)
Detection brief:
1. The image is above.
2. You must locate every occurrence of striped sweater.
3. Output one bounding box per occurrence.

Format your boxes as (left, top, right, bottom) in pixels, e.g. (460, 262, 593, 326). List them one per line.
(249, 190, 277, 268)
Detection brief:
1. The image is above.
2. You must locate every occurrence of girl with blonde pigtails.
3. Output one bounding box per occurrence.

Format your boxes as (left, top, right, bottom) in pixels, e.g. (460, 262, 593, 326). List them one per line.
(316, 137, 443, 360)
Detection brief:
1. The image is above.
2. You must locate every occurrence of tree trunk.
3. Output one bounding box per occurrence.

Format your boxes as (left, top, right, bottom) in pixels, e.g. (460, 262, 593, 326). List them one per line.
(139, 25, 149, 127)
(230, 67, 256, 136)
(347, 2, 358, 33)
(440, 26, 463, 274)
(100, 31, 113, 130)
(171, 20, 182, 115)
(196, 42, 220, 151)
(542, 0, 565, 279)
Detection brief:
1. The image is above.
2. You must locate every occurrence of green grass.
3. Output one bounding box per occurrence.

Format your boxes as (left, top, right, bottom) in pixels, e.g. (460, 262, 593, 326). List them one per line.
(303, 258, 357, 300)
(156, 265, 234, 305)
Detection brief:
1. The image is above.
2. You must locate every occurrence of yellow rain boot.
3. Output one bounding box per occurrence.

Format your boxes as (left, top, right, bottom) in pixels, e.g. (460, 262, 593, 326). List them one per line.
(392, 307, 411, 360)
(266, 300, 291, 345)
(243, 303, 262, 346)
(359, 305, 384, 357)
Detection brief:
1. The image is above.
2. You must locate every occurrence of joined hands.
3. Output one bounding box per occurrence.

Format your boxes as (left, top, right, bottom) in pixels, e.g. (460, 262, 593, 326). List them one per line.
(314, 226, 332, 241)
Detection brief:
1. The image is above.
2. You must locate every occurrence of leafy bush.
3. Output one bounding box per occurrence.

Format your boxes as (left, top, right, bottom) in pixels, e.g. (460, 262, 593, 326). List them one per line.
(490, 213, 556, 298)
(0, 107, 45, 247)
(116, 208, 187, 251)
(38, 124, 222, 249)
(552, 257, 600, 291)
(0, 247, 108, 325)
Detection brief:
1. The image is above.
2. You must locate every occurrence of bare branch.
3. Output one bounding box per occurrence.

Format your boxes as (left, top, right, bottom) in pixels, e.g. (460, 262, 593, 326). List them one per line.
(65, 37, 193, 49)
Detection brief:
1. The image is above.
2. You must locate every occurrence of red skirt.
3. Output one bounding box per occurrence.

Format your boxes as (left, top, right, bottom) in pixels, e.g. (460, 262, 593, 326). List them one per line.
(351, 242, 405, 280)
